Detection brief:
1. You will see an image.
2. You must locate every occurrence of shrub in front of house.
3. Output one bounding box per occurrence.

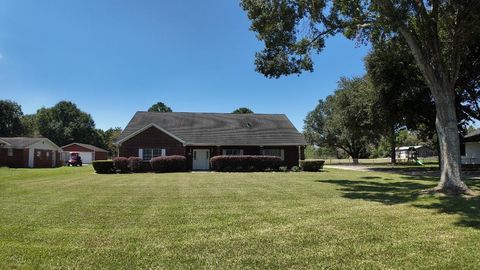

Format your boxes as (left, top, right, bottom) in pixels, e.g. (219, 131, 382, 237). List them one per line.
(92, 160, 115, 174)
(210, 155, 282, 172)
(113, 157, 129, 173)
(300, 160, 325, 172)
(150, 155, 187, 173)
(127, 157, 144, 172)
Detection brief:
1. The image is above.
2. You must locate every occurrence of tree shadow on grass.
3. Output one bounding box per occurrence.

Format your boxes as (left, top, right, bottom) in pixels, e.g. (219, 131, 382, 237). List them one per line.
(315, 176, 480, 229)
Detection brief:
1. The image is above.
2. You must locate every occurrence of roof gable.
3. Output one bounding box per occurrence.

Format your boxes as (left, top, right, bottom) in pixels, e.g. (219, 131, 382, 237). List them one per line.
(0, 137, 59, 149)
(117, 112, 306, 146)
(61, 143, 108, 152)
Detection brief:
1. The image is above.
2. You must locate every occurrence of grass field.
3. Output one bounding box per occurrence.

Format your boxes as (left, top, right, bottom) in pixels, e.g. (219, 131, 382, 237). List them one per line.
(0, 166, 479, 269)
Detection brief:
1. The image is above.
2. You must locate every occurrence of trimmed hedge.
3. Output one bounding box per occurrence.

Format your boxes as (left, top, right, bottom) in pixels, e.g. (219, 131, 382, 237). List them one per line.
(210, 155, 282, 172)
(150, 155, 187, 173)
(92, 160, 114, 174)
(300, 160, 325, 172)
(127, 157, 144, 172)
(113, 157, 129, 173)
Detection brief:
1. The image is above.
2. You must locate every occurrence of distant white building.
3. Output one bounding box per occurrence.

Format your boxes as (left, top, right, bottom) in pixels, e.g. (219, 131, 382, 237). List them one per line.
(395, 145, 435, 160)
(462, 130, 480, 164)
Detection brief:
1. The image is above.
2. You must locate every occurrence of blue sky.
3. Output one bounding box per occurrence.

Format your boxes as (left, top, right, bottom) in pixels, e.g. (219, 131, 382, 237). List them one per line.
(0, 0, 369, 131)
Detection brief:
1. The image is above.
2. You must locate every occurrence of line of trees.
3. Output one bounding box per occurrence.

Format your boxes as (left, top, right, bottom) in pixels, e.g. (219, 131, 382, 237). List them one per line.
(304, 35, 480, 165)
(0, 100, 122, 157)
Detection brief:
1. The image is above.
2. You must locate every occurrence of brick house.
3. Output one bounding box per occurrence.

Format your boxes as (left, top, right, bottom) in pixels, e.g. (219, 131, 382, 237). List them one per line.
(0, 137, 62, 168)
(61, 143, 108, 163)
(116, 112, 307, 170)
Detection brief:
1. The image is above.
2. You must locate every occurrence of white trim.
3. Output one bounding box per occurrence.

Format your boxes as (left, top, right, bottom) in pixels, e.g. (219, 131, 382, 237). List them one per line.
(28, 148, 34, 168)
(0, 138, 11, 146)
(138, 148, 143, 158)
(116, 123, 186, 145)
(52, 150, 56, 167)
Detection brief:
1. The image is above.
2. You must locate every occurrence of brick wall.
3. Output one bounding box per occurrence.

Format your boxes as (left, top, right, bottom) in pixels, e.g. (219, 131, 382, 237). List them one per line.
(119, 127, 185, 158)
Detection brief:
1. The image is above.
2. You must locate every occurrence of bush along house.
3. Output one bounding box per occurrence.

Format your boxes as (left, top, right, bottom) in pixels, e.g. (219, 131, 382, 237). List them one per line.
(115, 112, 307, 170)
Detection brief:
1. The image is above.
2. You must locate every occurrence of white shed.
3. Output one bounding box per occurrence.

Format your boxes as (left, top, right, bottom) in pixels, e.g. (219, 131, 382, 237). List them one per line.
(462, 130, 480, 164)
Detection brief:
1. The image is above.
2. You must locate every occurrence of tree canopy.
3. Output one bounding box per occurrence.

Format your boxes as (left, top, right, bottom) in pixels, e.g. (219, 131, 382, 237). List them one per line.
(232, 107, 254, 114)
(36, 101, 98, 146)
(0, 100, 24, 137)
(304, 77, 377, 162)
(242, 0, 480, 194)
(148, 102, 172, 112)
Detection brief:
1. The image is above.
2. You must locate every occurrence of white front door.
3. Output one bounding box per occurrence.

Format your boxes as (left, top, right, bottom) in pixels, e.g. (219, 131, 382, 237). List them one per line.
(192, 149, 210, 170)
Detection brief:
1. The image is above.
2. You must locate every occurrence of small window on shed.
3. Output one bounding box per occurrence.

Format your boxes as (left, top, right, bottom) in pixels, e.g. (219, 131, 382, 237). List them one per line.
(37, 151, 41, 157)
(7, 148, 13, 156)
(46, 151, 50, 157)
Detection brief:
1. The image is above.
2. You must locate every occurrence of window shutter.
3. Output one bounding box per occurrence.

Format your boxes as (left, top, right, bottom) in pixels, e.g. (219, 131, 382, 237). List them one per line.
(239, 149, 244, 155)
(138, 149, 143, 159)
(222, 149, 226, 155)
(281, 149, 285, 161)
(161, 149, 166, 156)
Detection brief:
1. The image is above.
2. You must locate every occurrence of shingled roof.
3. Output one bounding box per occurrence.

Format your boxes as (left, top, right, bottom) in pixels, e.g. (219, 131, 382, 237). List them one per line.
(464, 129, 480, 142)
(61, 143, 108, 152)
(117, 112, 307, 146)
(0, 137, 59, 148)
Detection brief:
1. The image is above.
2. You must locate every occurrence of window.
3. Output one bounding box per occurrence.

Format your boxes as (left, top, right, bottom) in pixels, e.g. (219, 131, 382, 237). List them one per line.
(37, 151, 41, 157)
(262, 149, 284, 160)
(7, 148, 13, 157)
(140, 148, 166, 161)
(222, 149, 243, 155)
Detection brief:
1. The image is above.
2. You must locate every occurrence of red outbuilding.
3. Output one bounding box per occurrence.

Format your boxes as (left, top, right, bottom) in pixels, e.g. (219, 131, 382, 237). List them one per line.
(61, 143, 108, 164)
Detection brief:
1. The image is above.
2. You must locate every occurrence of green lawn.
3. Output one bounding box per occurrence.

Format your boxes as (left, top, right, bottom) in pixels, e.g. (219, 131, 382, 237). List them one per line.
(0, 166, 479, 269)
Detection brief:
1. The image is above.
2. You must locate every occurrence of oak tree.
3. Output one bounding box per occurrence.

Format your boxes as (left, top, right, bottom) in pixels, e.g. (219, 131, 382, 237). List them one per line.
(241, 0, 480, 194)
(232, 107, 254, 114)
(148, 102, 172, 113)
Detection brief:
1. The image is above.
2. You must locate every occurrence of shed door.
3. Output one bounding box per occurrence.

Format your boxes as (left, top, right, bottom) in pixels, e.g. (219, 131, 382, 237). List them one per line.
(192, 149, 210, 170)
(77, 152, 93, 164)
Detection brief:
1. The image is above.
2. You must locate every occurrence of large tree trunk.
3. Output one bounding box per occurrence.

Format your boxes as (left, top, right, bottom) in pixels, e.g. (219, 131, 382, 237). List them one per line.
(395, 24, 471, 194)
(432, 86, 470, 194)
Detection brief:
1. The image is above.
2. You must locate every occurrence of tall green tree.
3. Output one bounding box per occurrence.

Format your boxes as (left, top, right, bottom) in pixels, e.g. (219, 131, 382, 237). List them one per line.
(0, 100, 24, 137)
(305, 77, 377, 163)
(366, 37, 436, 163)
(241, 0, 480, 194)
(20, 114, 39, 137)
(103, 127, 122, 157)
(367, 37, 480, 164)
(36, 101, 97, 146)
(148, 102, 172, 112)
(232, 107, 254, 114)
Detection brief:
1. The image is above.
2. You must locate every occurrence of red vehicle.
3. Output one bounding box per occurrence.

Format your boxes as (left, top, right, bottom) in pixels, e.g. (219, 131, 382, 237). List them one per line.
(66, 152, 83, 166)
